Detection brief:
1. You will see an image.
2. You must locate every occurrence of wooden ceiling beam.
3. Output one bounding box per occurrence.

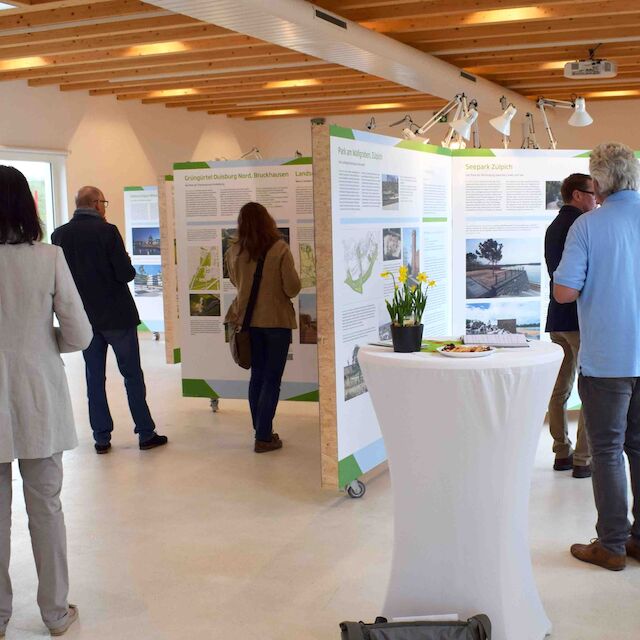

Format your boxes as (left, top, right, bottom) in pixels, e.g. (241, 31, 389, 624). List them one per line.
(394, 14, 640, 45)
(0, 16, 198, 48)
(30, 61, 341, 88)
(162, 86, 422, 109)
(133, 80, 399, 103)
(354, 0, 633, 30)
(209, 95, 444, 116)
(315, 0, 589, 21)
(104, 71, 372, 97)
(418, 29, 640, 55)
(0, 25, 246, 58)
(0, 37, 275, 67)
(223, 101, 446, 119)
(0, 0, 160, 31)
(0, 45, 312, 81)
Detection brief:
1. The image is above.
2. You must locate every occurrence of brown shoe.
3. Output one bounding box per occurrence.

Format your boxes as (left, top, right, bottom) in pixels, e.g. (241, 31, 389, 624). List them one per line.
(570, 540, 626, 571)
(626, 537, 640, 562)
(49, 604, 79, 636)
(254, 435, 283, 453)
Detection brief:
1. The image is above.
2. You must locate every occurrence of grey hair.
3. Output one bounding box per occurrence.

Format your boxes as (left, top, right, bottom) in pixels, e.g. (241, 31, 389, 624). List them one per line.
(75, 185, 102, 208)
(589, 142, 640, 198)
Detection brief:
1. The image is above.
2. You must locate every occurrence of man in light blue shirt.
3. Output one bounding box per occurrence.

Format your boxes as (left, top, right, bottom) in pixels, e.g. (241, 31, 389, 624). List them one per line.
(554, 142, 640, 571)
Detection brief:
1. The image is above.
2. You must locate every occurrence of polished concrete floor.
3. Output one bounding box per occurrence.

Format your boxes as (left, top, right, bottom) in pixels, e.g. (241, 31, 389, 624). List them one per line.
(5, 336, 640, 638)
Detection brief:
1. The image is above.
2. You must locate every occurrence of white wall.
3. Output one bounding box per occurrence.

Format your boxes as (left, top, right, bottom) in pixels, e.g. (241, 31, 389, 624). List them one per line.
(1, 77, 638, 233)
(0, 80, 261, 233)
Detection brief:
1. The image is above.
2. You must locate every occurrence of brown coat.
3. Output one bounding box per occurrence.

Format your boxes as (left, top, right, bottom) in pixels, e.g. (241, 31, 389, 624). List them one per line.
(225, 239, 301, 329)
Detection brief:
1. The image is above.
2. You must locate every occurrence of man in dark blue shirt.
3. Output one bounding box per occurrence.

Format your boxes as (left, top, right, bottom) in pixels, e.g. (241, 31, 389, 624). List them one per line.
(544, 173, 596, 478)
(52, 186, 168, 454)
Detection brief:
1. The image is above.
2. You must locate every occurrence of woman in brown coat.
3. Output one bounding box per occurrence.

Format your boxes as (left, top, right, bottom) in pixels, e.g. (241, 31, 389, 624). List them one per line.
(224, 202, 301, 452)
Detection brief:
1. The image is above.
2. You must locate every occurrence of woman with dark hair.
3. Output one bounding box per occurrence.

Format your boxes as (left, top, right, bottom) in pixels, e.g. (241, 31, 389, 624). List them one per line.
(225, 202, 301, 453)
(0, 166, 92, 635)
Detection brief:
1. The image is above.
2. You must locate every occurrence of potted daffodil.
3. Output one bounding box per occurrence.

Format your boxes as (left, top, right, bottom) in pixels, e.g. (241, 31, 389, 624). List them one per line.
(381, 267, 436, 352)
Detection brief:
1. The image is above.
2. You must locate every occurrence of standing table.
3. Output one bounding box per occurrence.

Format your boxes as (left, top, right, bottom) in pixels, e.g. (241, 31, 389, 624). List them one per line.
(358, 342, 563, 640)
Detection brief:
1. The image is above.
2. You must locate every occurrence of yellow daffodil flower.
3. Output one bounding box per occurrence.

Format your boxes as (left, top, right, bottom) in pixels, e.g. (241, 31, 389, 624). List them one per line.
(428, 279, 436, 287)
(417, 272, 428, 283)
(380, 271, 391, 278)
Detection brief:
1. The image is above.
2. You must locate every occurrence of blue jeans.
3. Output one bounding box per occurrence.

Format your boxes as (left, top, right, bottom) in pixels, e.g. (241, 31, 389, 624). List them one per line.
(83, 328, 156, 445)
(578, 375, 640, 554)
(249, 328, 291, 442)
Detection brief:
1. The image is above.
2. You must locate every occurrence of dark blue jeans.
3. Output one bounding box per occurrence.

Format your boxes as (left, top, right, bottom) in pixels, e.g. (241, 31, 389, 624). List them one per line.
(579, 375, 640, 554)
(83, 328, 156, 445)
(249, 328, 291, 442)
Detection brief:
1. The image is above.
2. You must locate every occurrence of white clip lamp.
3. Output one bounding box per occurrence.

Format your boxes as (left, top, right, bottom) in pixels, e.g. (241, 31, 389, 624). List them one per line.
(415, 93, 466, 148)
(489, 97, 518, 149)
(450, 101, 480, 147)
(536, 96, 593, 149)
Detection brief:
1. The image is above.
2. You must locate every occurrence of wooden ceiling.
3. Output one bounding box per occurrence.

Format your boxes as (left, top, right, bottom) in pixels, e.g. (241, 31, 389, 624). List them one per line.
(1, 0, 639, 119)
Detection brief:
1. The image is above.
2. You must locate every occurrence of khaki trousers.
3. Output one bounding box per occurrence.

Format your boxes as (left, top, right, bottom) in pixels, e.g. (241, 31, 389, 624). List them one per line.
(0, 454, 70, 631)
(548, 331, 591, 466)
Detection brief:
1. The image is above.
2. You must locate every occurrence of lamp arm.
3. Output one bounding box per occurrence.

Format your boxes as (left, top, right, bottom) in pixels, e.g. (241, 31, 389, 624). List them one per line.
(442, 102, 463, 147)
(537, 102, 558, 150)
(416, 96, 461, 135)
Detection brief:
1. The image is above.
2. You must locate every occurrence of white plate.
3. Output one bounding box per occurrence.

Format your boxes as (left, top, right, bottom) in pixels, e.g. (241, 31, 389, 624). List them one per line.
(436, 345, 496, 358)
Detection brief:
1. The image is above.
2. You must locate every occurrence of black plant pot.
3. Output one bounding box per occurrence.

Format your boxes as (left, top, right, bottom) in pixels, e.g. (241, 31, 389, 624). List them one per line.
(390, 323, 424, 353)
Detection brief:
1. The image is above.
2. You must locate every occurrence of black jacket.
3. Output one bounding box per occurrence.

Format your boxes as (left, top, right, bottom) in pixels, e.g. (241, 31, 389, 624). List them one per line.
(544, 205, 582, 332)
(51, 210, 140, 330)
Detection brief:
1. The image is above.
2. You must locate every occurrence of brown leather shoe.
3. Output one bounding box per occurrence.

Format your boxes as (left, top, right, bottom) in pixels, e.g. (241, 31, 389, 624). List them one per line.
(554, 454, 573, 471)
(626, 537, 640, 562)
(254, 434, 283, 453)
(570, 540, 626, 571)
(572, 464, 592, 479)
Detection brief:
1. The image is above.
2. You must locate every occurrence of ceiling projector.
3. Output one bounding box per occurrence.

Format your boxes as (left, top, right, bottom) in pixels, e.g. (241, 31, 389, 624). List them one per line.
(564, 59, 617, 79)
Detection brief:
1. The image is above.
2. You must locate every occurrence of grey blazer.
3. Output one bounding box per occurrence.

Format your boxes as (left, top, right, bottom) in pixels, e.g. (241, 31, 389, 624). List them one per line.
(0, 242, 93, 462)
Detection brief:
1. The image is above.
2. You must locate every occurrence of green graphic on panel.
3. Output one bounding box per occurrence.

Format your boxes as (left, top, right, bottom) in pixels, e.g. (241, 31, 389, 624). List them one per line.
(189, 247, 220, 291)
(344, 232, 379, 294)
(182, 379, 218, 398)
(338, 455, 364, 488)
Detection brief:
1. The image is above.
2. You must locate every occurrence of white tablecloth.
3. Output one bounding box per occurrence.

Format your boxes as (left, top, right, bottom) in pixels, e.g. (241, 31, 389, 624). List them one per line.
(359, 342, 563, 640)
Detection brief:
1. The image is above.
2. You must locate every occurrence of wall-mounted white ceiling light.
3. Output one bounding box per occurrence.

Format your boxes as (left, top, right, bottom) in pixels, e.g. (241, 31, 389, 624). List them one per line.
(489, 96, 518, 149)
(365, 117, 376, 131)
(536, 96, 593, 149)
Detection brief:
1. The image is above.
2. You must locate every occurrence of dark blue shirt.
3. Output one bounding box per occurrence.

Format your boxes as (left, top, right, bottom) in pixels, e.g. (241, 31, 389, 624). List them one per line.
(544, 205, 583, 332)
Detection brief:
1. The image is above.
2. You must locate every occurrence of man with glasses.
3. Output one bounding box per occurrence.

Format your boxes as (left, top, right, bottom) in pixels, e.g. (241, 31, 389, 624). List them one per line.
(544, 173, 596, 478)
(52, 186, 168, 454)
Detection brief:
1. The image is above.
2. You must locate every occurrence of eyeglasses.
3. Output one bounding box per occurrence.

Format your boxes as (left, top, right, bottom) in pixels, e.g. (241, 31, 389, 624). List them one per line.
(577, 189, 595, 196)
(93, 199, 109, 208)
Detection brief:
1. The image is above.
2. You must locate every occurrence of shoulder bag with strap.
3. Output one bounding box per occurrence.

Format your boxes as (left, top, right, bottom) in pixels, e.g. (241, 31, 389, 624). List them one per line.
(227, 255, 265, 369)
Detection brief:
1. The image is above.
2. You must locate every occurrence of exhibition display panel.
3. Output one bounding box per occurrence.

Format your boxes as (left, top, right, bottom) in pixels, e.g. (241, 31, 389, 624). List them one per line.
(172, 157, 318, 400)
(124, 186, 165, 335)
(313, 121, 590, 490)
(358, 343, 563, 640)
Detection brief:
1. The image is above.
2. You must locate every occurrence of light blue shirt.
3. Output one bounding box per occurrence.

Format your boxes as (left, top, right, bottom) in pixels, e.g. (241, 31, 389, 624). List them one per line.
(554, 190, 640, 377)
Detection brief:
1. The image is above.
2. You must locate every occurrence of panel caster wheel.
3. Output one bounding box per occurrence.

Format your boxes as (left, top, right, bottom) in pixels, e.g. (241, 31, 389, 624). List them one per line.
(346, 479, 366, 499)
(210, 398, 219, 413)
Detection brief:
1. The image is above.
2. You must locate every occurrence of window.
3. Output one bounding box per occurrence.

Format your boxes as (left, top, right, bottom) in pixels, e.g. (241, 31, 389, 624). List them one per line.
(0, 148, 68, 241)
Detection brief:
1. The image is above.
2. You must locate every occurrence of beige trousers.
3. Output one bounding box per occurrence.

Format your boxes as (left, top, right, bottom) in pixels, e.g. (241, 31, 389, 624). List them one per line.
(548, 331, 591, 466)
(0, 454, 70, 631)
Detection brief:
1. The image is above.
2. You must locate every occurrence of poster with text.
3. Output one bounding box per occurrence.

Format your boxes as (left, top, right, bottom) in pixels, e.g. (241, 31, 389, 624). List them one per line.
(451, 149, 590, 409)
(329, 125, 452, 487)
(124, 186, 164, 333)
(173, 158, 318, 400)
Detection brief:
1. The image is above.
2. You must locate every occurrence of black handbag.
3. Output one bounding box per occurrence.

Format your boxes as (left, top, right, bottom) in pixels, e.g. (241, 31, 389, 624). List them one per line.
(227, 256, 265, 369)
(340, 614, 491, 640)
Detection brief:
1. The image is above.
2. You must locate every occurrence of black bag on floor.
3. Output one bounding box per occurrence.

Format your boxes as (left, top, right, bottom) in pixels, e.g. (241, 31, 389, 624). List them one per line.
(339, 614, 491, 640)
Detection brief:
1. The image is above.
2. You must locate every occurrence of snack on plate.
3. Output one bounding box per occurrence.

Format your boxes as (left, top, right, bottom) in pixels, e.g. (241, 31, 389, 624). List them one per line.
(441, 343, 491, 353)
